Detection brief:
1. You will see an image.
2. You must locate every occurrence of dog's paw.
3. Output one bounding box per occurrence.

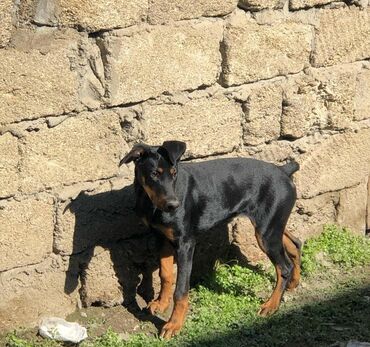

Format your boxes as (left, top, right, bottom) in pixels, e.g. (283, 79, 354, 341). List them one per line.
(160, 321, 183, 339)
(147, 299, 170, 315)
(258, 302, 279, 317)
(286, 278, 300, 291)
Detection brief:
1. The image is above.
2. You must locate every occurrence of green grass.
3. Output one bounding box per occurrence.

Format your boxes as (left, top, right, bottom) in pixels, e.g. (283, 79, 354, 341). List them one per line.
(5, 332, 60, 347)
(5, 224, 370, 347)
(301, 224, 370, 275)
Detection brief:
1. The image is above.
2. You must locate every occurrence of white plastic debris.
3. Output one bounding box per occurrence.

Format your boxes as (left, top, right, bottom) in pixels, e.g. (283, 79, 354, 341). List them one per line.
(38, 317, 88, 343)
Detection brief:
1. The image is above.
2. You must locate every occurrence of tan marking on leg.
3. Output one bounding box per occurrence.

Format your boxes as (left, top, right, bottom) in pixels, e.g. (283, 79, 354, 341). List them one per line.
(259, 265, 284, 317)
(160, 294, 189, 339)
(148, 240, 174, 315)
(283, 233, 301, 291)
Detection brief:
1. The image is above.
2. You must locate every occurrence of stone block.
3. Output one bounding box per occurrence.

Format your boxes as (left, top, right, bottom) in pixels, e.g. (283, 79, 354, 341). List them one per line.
(312, 7, 370, 67)
(367, 177, 370, 232)
(0, 29, 81, 125)
(0, 196, 54, 272)
(287, 192, 339, 241)
(0, 256, 77, 331)
(58, 0, 147, 32)
(80, 247, 123, 307)
(0, 133, 19, 197)
(252, 141, 294, 164)
(228, 216, 268, 266)
(142, 93, 242, 158)
(337, 180, 368, 234)
(282, 73, 326, 139)
(282, 63, 366, 137)
(290, 0, 338, 10)
(238, 0, 284, 11)
(54, 178, 143, 256)
(20, 111, 124, 193)
(310, 65, 358, 129)
(148, 0, 237, 24)
(294, 129, 370, 199)
(222, 10, 312, 86)
(99, 20, 224, 105)
(242, 83, 282, 145)
(20, 0, 147, 31)
(354, 67, 370, 121)
(0, 0, 13, 47)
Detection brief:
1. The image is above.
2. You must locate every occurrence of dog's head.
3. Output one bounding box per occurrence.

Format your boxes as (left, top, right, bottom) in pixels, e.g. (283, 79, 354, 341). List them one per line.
(120, 141, 186, 212)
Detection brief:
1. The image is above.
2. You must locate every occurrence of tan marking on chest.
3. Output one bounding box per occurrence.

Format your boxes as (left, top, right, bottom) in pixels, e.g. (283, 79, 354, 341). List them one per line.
(154, 224, 175, 241)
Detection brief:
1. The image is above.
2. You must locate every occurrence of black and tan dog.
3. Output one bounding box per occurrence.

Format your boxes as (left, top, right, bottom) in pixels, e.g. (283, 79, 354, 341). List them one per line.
(120, 140, 301, 339)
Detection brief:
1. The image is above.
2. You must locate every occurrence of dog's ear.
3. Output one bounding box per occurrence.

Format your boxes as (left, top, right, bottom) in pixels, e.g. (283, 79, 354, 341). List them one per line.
(119, 144, 150, 165)
(159, 141, 186, 165)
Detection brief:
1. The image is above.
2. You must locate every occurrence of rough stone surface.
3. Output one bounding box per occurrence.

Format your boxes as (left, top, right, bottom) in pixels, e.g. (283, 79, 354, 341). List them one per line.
(0, 133, 19, 197)
(1, 0, 370, 333)
(80, 247, 123, 307)
(294, 129, 370, 199)
(242, 83, 282, 145)
(309, 65, 358, 129)
(222, 10, 312, 86)
(0, 0, 13, 47)
(354, 68, 370, 121)
(288, 192, 339, 240)
(58, 0, 147, 32)
(0, 29, 81, 125)
(0, 196, 54, 272)
(20, 111, 124, 193)
(54, 178, 143, 256)
(312, 7, 370, 67)
(142, 93, 242, 158)
(78, 38, 105, 110)
(239, 0, 284, 11)
(0, 256, 78, 331)
(148, 0, 237, 24)
(100, 20, 224, 105)
(228, 216, 268, 266)
(282, 63, 368, 137)
(252, 141, 294, 164)
(290, 0, 337, 10)
(367, 177, 370, 232)
(337, 180, 368, 234)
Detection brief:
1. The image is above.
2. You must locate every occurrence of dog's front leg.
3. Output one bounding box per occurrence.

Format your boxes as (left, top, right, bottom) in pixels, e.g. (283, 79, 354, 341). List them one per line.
(147, 239, 175, 314)
(160, 238, 196, 339)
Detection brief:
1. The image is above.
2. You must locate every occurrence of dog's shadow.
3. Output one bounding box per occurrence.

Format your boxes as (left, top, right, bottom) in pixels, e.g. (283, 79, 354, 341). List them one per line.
(62, 183, 234, 332)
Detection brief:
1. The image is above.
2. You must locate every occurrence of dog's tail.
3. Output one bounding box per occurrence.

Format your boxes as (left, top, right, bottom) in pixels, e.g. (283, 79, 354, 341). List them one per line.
(280, 160, 300, 177)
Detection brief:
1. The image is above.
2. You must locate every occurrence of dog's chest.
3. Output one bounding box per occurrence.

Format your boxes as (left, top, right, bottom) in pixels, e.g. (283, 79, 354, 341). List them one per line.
(135, 192, 177, 241)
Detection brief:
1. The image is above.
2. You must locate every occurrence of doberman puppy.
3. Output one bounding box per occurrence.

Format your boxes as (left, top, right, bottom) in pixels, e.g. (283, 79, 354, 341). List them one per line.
(120, 140, 301, 339)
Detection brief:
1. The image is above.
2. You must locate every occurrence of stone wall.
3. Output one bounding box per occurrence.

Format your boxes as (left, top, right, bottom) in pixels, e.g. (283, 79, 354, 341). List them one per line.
(1, 0, 370, 331)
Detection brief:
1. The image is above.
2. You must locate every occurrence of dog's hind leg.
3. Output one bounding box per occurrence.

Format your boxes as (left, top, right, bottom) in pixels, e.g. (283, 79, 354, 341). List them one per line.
(255, 226, 293, 317)
(283, 230, 301, 291)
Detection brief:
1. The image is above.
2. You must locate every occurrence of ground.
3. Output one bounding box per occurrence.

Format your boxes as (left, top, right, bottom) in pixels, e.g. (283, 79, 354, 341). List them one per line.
(3, 225, 370, 347)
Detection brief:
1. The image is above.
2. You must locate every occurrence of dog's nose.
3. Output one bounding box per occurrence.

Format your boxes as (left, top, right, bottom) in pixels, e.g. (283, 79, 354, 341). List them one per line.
(165, 199, 180, 212)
